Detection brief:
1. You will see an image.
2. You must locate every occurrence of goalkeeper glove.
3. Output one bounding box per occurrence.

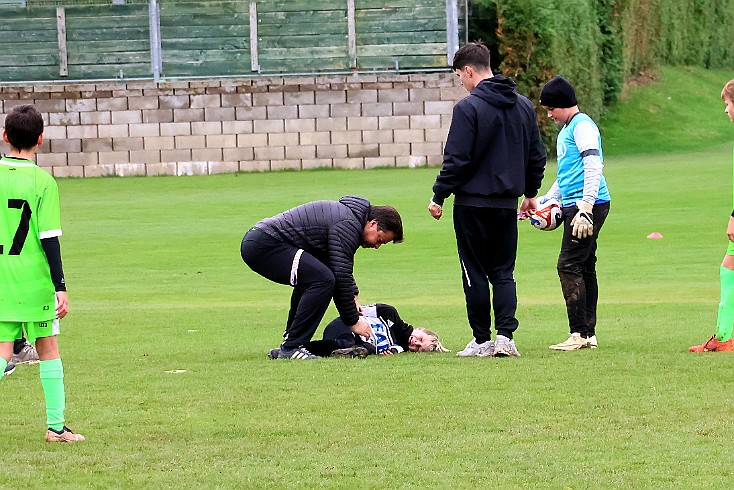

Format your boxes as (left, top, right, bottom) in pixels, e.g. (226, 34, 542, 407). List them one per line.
(571, 201, 594, 239)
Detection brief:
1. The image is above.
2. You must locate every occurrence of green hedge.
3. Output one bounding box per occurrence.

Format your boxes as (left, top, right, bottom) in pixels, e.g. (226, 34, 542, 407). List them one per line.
(477, 0, 733, 152)
(625, 0, 734, 71)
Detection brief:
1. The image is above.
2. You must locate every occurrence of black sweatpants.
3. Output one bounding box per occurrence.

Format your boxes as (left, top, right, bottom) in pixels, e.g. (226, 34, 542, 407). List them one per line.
(13, 338, 25, 354)
(302, 317, 365, 357)
(241, 228, 335, 350)
(453, 205, 519, 343)
(557, 202, 610, 337)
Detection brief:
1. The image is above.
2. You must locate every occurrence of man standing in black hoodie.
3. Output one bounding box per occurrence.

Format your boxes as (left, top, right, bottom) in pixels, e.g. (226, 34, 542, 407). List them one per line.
(429, 42, 546, 358)
(241, 196, 403, 359)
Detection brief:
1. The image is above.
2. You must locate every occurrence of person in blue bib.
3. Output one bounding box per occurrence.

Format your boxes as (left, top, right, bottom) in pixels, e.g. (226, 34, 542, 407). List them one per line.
(538, 76, 611, 351)
(277, 303, 448, 358)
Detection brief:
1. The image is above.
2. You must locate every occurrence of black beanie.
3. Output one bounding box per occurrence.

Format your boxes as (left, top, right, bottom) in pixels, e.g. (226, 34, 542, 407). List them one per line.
(540, 76, 577, 108)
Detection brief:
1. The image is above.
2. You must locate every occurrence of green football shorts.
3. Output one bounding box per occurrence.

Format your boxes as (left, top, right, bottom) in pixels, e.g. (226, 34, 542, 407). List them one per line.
(0, 318, 59, 343)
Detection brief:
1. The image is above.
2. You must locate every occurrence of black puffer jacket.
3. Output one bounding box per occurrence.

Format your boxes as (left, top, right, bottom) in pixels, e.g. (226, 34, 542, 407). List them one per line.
(255, 195, 368, 326)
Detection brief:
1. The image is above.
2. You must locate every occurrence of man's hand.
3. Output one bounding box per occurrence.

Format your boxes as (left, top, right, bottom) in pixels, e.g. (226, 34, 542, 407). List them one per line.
(727, 216, 734, 242)
(519, 197, 537, 220)
(428, 201, 442, 220)
(571, 201, 594, 239)
(350, 320, 372, 338)
(56, 291, 69, 319)
(354, 296, 362, 315)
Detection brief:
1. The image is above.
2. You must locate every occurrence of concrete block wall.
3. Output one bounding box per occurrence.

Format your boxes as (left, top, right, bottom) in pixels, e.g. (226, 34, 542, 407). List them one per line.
(0, 73, 466, 178)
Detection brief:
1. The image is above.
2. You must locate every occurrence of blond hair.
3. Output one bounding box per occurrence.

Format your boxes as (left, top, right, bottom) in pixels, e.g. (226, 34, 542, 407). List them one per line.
(721, 79, 734, 102)
(416, 327, 450, 353)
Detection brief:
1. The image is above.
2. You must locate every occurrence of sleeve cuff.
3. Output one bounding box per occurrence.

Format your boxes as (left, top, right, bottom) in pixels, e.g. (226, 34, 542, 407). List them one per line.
(431, 196, 444, 207)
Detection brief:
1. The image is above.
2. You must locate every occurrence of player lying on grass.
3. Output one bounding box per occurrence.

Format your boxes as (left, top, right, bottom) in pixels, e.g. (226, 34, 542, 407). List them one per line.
(690, 78, 734, 353)
(268, 303, 448, 358)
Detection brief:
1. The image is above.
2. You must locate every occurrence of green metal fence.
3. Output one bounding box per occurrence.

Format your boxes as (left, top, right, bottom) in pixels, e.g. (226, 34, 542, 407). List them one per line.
(0, 0, 458, 83)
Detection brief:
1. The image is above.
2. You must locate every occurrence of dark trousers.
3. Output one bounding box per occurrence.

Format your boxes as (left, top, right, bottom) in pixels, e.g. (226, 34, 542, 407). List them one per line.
(557, 202, 610, 337)
(303, 317, 367, 357)
(453, 205, 519, 342)
(241, 228, 335, 350)
(13, 338, 25, 354)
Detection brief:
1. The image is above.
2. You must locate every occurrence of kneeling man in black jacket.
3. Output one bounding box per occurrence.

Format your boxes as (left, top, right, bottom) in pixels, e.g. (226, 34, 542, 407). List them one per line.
(241, 196, 403, 359)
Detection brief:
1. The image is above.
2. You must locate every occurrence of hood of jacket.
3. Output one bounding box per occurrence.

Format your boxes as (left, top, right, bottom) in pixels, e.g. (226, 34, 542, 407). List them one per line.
(470, 75, 518, 109)
(338, 195, 370, 228)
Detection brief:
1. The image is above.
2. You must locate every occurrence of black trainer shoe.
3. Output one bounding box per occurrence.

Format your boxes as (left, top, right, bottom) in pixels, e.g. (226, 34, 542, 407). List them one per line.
(330, 346, 369, 359)
(275, 347, 318, 359)
(3, 362, 15, 376)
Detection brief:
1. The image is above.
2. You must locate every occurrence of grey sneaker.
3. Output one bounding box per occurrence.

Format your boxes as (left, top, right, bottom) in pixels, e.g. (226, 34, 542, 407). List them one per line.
(11, 341, 39, 365)
(3, 362, 16, 376)
(273, 347, 318, 360)
(267, 348, 281, 359)
(493, 335, 520, 357)
(330, 346, 369, 359)
(456, 338, 495, 357)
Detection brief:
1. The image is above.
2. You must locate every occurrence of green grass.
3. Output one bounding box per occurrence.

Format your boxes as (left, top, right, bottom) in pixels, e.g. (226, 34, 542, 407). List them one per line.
(3, 66, 734, 488)
(602, 66, 734, 156)
(3, 153, 734, 488)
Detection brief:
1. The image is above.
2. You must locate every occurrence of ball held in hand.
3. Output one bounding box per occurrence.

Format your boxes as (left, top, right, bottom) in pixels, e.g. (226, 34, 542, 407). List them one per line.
(529, 198, 562, 231)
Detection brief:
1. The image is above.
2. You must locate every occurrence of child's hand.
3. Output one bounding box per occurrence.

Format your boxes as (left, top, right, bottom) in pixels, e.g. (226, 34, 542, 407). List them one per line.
(56, 291, 69, 319)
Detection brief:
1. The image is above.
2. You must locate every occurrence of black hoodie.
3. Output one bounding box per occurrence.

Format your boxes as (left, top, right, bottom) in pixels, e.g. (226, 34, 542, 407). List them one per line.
(432, 75, 546, 208)
(254, 195, 368, 326)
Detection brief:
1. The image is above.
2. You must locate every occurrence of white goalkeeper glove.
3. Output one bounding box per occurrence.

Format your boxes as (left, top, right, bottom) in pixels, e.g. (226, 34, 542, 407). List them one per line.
(571, 201, 594, 238)
(537, 194, 550, 205)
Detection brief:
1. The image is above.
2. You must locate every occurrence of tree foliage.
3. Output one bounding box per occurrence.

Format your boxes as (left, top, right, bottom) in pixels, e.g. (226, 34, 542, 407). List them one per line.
(468, 0, 733, 152)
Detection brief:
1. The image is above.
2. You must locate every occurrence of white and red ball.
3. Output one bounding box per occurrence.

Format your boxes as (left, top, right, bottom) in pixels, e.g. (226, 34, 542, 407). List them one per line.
(530, 198, 562, 231)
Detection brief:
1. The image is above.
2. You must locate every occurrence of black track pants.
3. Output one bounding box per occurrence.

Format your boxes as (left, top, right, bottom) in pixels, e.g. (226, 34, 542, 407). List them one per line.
(303, 317, 359, 357)
(453, 205, 519, 342)
(241, 228, 335, 349)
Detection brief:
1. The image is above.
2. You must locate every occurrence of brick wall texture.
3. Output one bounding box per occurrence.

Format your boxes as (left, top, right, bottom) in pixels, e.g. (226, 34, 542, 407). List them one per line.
(0, 73, 466, 178)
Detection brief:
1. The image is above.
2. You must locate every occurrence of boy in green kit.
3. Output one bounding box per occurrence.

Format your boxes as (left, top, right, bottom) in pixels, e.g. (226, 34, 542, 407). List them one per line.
(0, 104, 84, 442)
(690, 79, 734, 353)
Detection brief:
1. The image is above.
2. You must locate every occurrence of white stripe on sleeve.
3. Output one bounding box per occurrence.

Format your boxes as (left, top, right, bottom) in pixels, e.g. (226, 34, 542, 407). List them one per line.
(39, 229, 62, 239)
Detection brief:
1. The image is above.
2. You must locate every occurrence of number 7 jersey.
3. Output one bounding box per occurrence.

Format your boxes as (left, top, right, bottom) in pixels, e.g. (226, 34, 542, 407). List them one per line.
(0, 156, 61, 321)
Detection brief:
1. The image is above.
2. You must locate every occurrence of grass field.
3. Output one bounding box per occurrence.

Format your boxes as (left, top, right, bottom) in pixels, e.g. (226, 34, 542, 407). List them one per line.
(602, 66, 734, 156)
(3, 67, 734, 488)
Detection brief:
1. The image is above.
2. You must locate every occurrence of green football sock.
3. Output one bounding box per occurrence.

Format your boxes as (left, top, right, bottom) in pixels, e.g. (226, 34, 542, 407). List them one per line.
(40, 358, 65, 431)
(0, 357, 7, 381)
(716, 266, 734, 342)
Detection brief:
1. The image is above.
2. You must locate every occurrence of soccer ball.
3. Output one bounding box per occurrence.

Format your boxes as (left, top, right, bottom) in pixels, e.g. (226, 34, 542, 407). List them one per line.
(530, 198, 562, 231)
